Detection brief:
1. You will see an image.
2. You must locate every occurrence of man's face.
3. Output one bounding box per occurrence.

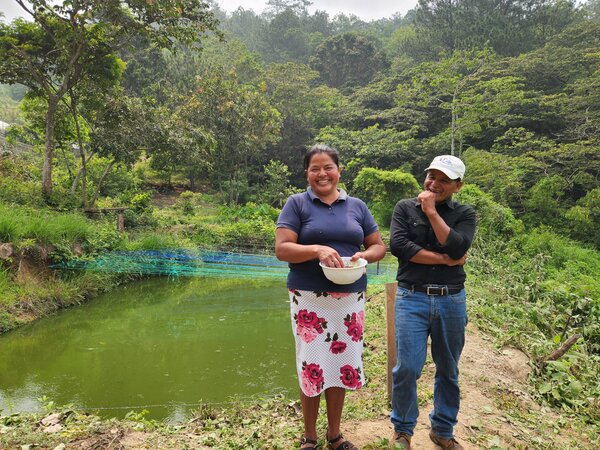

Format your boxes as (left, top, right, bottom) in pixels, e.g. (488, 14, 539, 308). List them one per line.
(423, 169, 462, 203)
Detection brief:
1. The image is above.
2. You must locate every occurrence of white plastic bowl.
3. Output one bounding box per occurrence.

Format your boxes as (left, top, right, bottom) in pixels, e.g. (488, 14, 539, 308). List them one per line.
(319, 257, 368, 285)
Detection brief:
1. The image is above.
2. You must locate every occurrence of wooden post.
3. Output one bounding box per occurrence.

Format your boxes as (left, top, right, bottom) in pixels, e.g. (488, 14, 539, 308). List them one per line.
(386, 282, 398, 403)
(117, 212, 125, 232)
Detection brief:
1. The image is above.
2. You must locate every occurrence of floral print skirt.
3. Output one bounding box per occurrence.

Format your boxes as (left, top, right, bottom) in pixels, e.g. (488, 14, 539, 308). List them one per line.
(289, 289, 365, 397)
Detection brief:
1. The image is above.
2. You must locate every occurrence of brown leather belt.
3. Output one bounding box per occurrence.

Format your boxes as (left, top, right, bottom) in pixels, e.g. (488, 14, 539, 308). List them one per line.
(397, 283, 464, 296)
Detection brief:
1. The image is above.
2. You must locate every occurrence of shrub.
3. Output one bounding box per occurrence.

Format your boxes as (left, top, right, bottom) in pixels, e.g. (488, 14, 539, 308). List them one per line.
(456, 184, 524, 239)
(255, 160, 302, 208)
(352, 168, 420, 227)
(217, 202, 279, 223)
(564, 188, 600, 248)
(174, 191, 203, 215)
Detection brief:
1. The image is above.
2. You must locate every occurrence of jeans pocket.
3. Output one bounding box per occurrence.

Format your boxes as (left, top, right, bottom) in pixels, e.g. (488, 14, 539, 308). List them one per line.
(396, 287, 411, 300)
(449, 290, 466, 304)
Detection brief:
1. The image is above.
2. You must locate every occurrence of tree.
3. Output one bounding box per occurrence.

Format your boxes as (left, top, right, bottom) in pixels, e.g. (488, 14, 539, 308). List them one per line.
(263, 62, 344, 180)
(565, 188, 600, 248)
(315, 124, 419, 188)
(256, 160, 302, 207)
(585, 0, 600, 21)
(404, 48, 527, 155)
(264, 0, 312, 17)
(221, 8, 266, 55)
(259, 9, 312, 63)
(176, 69, 281, 203)
(353, 167, 420, 226)
(310, 33, 389, 90)
(410, 0, 582, 58)
(0, 0, 219, 198)
(338, 75, 428, 131)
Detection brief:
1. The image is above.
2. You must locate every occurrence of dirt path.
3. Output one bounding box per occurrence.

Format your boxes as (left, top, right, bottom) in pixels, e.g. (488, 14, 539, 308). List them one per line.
(341, 325, 582, 449)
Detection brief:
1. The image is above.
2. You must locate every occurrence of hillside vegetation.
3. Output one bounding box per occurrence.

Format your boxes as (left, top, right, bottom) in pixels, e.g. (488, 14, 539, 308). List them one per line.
(0, 0, 599, 445)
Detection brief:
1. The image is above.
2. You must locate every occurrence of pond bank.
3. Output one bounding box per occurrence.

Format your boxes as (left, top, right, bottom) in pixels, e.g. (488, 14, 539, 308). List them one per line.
(0, 244, 129, 335)
(1, 292, 597, 449)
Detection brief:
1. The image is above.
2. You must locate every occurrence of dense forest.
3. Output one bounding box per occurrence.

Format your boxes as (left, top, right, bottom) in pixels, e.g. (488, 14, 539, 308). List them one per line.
(0, 0, 599, 438)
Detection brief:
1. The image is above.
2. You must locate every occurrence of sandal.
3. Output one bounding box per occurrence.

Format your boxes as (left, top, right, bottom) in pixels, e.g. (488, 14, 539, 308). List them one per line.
(327, 433, 358, 450)
(300, 436, 318, 449)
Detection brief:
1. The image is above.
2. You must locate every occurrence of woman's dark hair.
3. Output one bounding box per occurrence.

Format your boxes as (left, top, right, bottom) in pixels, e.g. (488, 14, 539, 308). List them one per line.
(303, 144, 339, 170)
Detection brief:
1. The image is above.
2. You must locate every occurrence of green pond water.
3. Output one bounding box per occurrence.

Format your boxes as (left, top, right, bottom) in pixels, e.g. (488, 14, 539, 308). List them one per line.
(0, 277, 297, 422)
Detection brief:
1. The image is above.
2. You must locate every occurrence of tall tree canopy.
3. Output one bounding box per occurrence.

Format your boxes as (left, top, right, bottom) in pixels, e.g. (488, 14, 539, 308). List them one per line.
(310, 32, 389, 90)
(409, 0, 582, 58)
(0, 0, 220, 198)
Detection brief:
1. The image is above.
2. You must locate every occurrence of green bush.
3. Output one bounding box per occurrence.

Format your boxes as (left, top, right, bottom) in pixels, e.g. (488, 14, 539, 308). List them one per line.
(352, 167, 420, 227)
(217, 202, 279, 223)
(456, 184, 524, 239)
(565, 188, 600, 248)
(121, 192, 157, 228)
(174, 191, 203, 215)
(83, 223, 126, 255)
(86, 159, 140, 199)
(255, 160, 302, 208)
(188, 203, 277, 251)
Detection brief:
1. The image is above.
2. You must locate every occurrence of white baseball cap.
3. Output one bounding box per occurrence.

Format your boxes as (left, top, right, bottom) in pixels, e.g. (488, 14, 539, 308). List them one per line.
(424, 155, 465, 180)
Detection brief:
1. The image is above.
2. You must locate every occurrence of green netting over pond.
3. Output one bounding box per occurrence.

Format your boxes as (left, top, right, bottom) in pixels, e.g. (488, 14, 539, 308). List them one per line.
(53, 250, 397, 284)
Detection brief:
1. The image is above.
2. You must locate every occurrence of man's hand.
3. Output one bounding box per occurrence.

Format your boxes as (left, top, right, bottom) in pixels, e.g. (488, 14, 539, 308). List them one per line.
(417, 190, 437, 216)
(443, 253, 467, 266)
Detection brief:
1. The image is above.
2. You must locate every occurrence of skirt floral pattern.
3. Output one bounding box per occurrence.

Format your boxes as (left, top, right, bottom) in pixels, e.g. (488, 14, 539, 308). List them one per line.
(289, 289, 365, 397)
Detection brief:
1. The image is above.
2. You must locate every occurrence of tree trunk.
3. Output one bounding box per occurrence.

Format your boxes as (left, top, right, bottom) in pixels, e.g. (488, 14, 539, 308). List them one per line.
(70, 152, 94, 195)
(42, 95, 59, 198)
(79, 144, 88, 208)
(450, 87, 458, 156)
(67, 94, 88, 208)
(90, 159, 115, 207)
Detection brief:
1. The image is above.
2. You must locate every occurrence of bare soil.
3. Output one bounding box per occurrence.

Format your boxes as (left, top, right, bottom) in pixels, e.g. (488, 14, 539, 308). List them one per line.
(342, 325, 587, 449)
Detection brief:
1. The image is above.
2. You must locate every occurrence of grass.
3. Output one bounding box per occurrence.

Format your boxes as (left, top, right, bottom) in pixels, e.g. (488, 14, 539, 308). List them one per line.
(125, 231, 185, 250)
(0, 203, 91, 245)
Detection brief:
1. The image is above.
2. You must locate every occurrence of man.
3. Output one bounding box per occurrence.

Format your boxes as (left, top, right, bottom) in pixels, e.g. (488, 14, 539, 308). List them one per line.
(388, 155, 477, 450)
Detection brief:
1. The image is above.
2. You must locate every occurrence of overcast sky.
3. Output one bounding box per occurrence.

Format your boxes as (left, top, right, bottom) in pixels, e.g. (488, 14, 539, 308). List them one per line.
(217, 0, 417, 20)
(1, 0, 418, 22)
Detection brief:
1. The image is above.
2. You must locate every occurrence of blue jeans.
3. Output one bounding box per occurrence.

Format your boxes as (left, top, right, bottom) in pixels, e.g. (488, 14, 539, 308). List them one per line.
(390, 286, 467, 439)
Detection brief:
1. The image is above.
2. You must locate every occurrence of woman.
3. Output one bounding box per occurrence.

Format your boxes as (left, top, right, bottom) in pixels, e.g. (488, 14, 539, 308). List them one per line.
(276, 144, 386, 450)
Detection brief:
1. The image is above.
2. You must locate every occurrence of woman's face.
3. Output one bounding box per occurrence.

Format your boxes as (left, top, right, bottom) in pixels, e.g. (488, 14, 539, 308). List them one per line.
(306, 152, 340, 198)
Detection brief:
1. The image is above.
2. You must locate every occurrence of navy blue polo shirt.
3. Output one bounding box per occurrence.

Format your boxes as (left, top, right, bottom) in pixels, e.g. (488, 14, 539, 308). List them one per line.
(277, 188, 378, 292)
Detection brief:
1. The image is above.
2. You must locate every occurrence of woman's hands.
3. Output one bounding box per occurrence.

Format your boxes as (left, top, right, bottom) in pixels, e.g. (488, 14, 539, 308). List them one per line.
(317, 245, 345, 268)
(276, 228, 386, 267)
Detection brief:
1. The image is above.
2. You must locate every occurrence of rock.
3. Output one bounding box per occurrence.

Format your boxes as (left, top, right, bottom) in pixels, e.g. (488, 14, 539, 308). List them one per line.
(43, 423, 63, 433)
(0, 243, 13, 260)
(41, 412, 61, 426)
(53, 444, 66, 450)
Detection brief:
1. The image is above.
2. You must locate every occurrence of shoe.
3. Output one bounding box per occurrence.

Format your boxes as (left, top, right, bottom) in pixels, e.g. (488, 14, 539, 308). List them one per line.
(429, 430, 464, 449)
(327, 433, 358, 450)
(300, 436, 318, 449)
(388, 431, 411, 449)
